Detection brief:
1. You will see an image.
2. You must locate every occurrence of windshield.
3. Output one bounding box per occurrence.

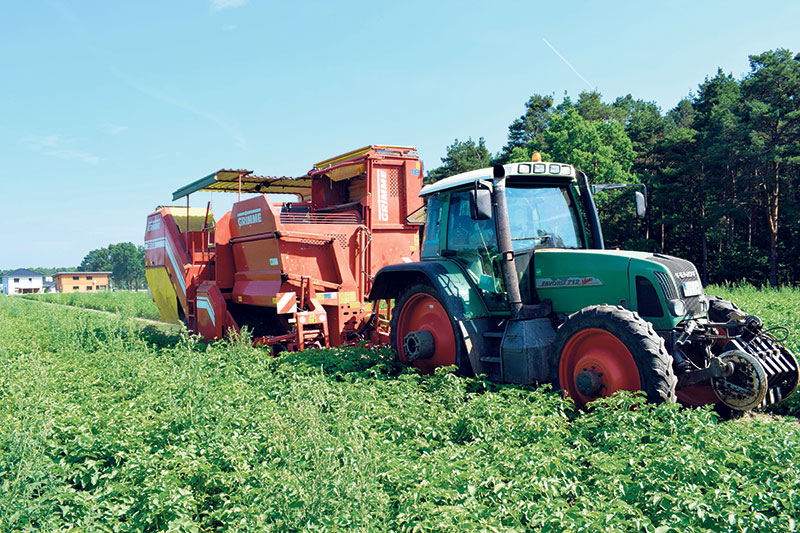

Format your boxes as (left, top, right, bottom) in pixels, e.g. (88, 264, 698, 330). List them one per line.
(506, 186, 582, 251)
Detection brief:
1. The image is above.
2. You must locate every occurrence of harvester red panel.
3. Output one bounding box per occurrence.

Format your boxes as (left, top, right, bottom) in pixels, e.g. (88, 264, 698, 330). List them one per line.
(145, 145, 423, 350)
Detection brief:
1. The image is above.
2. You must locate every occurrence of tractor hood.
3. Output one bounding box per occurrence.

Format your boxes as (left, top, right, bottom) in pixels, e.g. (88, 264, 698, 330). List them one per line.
(530, 249, 705, 330)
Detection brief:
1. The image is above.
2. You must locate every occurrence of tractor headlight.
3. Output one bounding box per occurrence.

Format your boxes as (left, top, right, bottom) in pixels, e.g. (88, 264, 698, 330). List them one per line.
(667, 299, 686, 317)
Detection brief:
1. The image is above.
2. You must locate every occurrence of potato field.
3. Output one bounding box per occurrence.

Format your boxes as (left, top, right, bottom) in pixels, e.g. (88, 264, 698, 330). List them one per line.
(1, 288, 799, 531)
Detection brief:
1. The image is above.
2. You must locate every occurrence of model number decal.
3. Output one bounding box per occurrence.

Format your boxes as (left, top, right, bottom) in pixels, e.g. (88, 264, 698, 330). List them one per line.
(237, 208, 262, 227)
(377, 169, 389, 222)
(536, 276, 604, 288)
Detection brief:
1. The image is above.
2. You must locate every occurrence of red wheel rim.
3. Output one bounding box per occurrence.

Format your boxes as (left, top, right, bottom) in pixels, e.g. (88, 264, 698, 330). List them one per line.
(396, 293, 456, 373)
(558, 328, 641, 405)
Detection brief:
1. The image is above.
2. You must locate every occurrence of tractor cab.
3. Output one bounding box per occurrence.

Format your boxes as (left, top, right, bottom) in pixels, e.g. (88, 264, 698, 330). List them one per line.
(416, 161, 600, 314)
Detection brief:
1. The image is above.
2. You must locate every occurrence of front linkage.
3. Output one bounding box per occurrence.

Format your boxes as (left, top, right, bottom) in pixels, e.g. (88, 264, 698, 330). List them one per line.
(666, 298, 799, 411)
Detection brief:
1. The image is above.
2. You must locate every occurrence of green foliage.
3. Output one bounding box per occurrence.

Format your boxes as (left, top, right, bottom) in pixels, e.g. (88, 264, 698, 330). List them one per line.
(425, 137, 492, 184)
(1, 292, 799, 530)
(20, 290, 160, 321)
(500, 94, 554, 160)
(79, 242, 146, 290)
(431, 48, 800, 287)
(0, 266, 74, 278)
(538, 108, 636, 184)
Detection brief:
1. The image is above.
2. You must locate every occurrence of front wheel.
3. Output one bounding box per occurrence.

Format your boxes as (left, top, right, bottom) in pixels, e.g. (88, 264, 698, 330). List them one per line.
(552, 305, 676, 405)
(390, 283, 470, 375)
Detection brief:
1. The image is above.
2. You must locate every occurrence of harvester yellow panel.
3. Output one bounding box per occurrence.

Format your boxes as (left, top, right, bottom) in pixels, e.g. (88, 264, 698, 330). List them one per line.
(314, 145, 415, 169)
(326, 162, 367, 181)
(146, 266, 181, 324)
(161, 207, 216, 232)
(172, 170, 312, 201)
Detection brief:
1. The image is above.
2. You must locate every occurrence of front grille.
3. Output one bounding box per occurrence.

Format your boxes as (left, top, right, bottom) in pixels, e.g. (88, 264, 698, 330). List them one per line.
(651, 254, 701, 298)
(653, 270, 678, 300)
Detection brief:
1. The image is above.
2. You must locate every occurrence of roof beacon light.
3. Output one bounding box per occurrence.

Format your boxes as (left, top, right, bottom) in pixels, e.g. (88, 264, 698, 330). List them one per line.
(531, 152, 542, 162)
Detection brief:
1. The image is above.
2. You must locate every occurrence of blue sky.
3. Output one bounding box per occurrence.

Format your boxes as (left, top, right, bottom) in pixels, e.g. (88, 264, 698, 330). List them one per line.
(2, 0, 799, 269)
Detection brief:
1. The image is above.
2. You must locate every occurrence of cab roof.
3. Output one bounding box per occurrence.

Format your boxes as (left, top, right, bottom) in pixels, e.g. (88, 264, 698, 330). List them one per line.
(420, 161, 577, 197)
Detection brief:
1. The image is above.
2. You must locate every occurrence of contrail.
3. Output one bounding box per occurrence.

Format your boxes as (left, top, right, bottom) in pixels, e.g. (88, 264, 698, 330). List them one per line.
(542, 38, 595, 90)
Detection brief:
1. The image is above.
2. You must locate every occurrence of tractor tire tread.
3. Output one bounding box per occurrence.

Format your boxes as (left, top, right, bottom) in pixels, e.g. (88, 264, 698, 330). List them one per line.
(552, 304, 677, 403)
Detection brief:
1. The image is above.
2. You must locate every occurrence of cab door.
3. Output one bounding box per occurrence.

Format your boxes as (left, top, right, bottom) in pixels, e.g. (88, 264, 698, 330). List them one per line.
(444, 191, 507, 312)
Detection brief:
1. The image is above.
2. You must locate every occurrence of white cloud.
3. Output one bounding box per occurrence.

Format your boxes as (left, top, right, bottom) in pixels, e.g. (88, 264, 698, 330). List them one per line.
(106, 124, 129, 135)
(210, 0, 247, 11)
(44, 149, 100, 165)
(222, 24, 237, 31)
(110, 67, 247, 150)
(23, 135, 101, 165)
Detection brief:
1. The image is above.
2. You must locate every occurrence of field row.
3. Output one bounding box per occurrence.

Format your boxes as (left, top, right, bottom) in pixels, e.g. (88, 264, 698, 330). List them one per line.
(20, 290, 161, 321)
(1, 290, 799, 531)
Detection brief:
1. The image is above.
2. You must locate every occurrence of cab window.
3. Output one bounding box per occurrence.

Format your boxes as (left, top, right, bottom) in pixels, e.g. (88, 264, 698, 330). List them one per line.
(421, 195, 444, 258)
(446, 193, 496, 252)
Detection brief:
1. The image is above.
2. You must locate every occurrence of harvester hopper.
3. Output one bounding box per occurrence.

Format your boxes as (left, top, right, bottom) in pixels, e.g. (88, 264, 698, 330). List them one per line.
(145, 146, 423, 350)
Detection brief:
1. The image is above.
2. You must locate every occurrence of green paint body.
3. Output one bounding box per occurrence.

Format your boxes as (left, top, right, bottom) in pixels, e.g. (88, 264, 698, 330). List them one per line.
(419, 183, 694, 330)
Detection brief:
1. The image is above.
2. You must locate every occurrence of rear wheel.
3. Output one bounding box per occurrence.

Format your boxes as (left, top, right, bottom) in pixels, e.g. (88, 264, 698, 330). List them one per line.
(553, 305, 676, 405)
(390, 283, 470, 375)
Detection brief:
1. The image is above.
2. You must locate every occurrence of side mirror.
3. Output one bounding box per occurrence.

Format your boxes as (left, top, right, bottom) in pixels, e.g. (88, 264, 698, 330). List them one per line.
(470, 188, 492, 220)
(635, 191, 647, 218)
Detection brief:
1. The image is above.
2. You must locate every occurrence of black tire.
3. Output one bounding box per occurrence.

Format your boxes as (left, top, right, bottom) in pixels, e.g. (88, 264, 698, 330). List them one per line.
(390, 283, 472, 376)
(551, 304, 677, 404)
(707, 296, 741, 323)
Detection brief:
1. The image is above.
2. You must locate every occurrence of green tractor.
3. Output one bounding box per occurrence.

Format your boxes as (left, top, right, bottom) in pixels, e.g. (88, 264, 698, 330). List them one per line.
(370, 159, 799, 414)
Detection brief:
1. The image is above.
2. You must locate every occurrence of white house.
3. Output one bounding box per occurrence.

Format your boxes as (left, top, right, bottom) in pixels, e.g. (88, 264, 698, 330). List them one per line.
(1, 269, 47, 295)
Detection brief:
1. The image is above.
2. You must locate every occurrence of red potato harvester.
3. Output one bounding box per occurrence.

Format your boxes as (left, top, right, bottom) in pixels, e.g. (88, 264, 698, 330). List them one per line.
(144, 146, 423, 351)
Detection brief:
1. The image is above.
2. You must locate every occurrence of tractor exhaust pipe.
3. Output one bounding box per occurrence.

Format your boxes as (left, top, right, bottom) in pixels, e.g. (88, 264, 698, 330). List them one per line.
(492, 165, 523, 320)
(577, 170, 605, 250)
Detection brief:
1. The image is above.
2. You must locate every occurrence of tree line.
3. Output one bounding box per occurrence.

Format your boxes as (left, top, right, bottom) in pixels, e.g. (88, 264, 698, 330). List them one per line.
(427, 49, 800, 287)
(78, 242, 146, 290)
(0, 266, 74, 278)
(1, 242, 145, 291)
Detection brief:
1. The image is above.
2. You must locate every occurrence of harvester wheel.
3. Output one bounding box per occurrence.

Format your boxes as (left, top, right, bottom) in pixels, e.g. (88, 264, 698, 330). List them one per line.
(390, 283, 470, 375)
(553, 305, 676, 406)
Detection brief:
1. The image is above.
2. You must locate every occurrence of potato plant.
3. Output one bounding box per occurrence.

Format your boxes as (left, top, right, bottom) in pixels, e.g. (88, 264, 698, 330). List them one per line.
(0, 290, 799, 531)
(20, 290, 161, 321)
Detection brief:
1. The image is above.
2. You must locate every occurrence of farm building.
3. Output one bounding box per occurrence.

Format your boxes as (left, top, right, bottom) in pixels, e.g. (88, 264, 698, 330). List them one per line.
(53, 272, 111, 293)
(1, 269, 51, 295)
